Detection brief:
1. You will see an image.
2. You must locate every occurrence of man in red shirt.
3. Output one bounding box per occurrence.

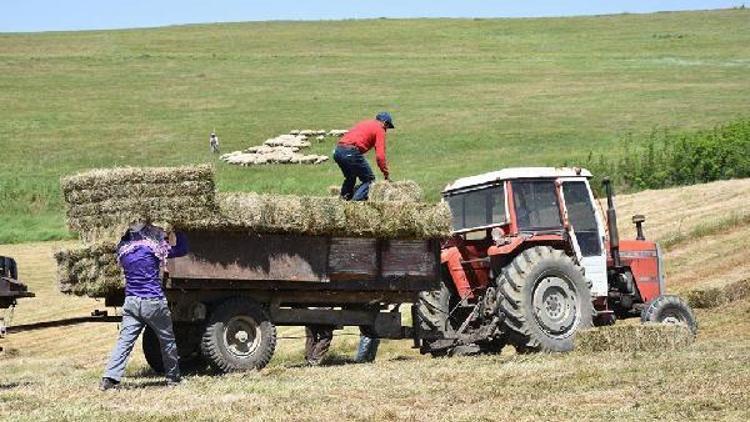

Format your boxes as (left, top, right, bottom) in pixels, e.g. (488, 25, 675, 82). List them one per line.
(333, 112, 394, 200)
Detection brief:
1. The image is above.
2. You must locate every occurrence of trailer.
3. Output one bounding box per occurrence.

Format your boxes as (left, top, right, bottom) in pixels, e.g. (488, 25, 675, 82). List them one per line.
(1, 256, 35, 341)
(100, 230, 441, 373)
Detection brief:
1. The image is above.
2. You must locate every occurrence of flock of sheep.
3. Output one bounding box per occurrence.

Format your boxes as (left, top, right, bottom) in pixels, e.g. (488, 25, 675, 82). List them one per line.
(220, 129, 348, 166)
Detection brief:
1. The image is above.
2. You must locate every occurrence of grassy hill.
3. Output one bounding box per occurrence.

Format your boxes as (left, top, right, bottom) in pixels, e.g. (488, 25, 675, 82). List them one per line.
(1, 178, 749, 420)
(1, 9, 750, 243)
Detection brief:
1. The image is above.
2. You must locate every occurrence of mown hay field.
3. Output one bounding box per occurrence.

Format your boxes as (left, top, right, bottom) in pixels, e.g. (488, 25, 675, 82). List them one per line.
(1, 9, 750, 243)
(1, 179, 749, 421)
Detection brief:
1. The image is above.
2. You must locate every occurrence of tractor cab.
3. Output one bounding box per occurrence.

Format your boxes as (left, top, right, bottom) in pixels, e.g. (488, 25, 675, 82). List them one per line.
(442, 167, 609, 301)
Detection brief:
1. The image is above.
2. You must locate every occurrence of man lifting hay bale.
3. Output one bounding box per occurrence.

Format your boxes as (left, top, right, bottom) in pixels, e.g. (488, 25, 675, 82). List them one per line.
(99, 223, 189, 391)
(333, 112, 395, 201)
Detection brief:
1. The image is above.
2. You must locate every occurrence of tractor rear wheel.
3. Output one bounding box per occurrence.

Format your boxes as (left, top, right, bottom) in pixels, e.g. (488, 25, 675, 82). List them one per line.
(497, 246, 593, 353)
(200, 297, 277, 373)
(640, 295, 698, 335)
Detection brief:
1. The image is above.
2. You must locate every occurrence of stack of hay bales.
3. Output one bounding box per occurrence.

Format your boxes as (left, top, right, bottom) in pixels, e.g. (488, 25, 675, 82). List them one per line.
(61, 165, 217, 242)
(575, 323, 694, 353)
(56, 165, 452, 298)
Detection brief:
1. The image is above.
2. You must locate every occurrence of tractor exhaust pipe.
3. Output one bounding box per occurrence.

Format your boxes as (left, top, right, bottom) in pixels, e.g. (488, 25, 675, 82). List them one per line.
(602, 178, 621, 268)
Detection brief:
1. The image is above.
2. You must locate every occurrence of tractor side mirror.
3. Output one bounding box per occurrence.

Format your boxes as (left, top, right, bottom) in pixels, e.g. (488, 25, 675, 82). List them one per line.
(632, 214, 646, 240)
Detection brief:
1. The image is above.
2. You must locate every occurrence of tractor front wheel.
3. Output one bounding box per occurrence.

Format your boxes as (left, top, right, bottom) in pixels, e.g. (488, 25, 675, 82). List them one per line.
(640, 295, 698, 335)
(497, 246, 593, 353)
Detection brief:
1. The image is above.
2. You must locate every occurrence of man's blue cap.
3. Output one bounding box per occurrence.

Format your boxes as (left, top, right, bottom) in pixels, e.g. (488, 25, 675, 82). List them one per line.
(376, 111, 395, 129)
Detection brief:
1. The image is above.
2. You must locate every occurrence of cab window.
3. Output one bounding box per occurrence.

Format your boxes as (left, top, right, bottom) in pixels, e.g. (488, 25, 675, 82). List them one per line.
(562, 181, 602, 256)
(512, 180, 563, 231)
(446, 185, 505, 232)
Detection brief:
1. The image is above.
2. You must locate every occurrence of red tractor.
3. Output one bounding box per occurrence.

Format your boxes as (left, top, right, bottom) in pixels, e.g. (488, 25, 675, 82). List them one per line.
(416, 167, 697, 356)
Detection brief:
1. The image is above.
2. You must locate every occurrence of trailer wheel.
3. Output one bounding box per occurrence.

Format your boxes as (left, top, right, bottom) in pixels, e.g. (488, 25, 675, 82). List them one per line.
(142, 324, 209, 374)
(201, 297, 277, 373)
(641, 295, 698, 335)
(497, 246, 593, 353)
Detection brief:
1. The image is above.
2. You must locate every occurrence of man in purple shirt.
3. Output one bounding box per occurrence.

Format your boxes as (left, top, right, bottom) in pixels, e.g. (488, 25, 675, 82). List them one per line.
(99, 223, 189, 391)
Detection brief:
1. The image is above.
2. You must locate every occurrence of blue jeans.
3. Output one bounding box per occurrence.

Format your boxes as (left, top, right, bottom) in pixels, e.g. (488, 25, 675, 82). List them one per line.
(104, 296, 180, 382)
(333, 145, 375, 201)
(355, 327, 380, 363)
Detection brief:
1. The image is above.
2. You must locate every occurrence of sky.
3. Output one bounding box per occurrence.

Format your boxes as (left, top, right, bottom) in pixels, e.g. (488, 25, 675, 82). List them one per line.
(0, 1, 740, 33)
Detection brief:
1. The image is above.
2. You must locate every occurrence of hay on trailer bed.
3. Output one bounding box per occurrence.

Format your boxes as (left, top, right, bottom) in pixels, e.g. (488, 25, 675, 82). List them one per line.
(575, 323, 694, 353)
(368, 180, 424, 202)
(180, 193, 452, 239)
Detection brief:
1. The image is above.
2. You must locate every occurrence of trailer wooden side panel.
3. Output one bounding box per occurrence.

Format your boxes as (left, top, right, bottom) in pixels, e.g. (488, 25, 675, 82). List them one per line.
(168, 231, 329, 282)
(328, 238, 377, 281)
(167, 230, 440, 293)
(381, 240, 436, 279)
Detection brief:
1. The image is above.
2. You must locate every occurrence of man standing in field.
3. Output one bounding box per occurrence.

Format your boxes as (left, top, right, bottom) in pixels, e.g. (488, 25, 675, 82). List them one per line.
(333, 112, 394, 200)
(209, 131, 220, 154)
(99, 223, 189, 391)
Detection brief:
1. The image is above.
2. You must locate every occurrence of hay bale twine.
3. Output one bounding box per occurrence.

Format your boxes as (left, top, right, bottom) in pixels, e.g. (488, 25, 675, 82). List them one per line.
(575, 323, 694, 353)
(369, 180, 424, 202)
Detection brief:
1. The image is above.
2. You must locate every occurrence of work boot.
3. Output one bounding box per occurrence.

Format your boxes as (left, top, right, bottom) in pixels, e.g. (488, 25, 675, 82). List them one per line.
(99, 377, 119, 391)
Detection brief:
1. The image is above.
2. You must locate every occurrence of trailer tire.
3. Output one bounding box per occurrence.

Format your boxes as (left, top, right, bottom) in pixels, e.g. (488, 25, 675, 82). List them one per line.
(142, 324, 209, 374)
(497, 246, 593, 353)
(201, 297, 276, 373)
(641, 294, 698, 335)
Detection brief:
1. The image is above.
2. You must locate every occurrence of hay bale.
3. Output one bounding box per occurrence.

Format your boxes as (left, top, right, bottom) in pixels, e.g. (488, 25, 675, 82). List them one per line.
(369, 180, 424, 202)
(687, 278, 750, 308)
(61, 164, 214, 192)
(724, 278, 750, 302)
(55, 242, 123, 297)
(575, 323, 694, 353)
(687, 288, 727, 309)
(61, 165, 217, 242)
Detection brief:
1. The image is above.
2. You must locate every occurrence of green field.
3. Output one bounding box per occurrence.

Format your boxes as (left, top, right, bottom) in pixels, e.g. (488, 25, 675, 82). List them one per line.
(1, 9, 749, 243)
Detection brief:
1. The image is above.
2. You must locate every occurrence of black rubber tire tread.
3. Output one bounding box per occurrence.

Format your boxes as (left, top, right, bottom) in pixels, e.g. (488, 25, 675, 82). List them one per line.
(414, 281, 454, 356)
(200, 297, 277, 373)
(640, 294, 698, 335)
(142, 324, 209, 374)
(497, 246, 593, 353)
